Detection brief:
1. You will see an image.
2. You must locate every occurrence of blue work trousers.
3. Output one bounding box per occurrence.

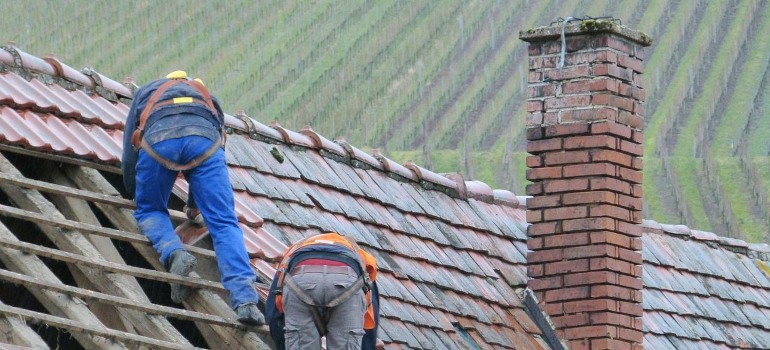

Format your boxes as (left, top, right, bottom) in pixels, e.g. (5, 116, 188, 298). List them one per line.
(134, 135, 259, 309)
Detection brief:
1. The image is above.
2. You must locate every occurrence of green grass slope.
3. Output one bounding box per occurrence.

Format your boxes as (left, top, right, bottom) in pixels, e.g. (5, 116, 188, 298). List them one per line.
(1, 0, 769, 242)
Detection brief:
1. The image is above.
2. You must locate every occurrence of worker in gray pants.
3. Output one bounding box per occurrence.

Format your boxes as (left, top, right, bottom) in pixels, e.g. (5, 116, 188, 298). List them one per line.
(266, 232, 380, 349)
(283, 265, 366, 348)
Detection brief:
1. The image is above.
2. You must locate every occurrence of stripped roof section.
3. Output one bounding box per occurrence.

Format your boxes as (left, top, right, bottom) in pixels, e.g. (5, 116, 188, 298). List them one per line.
(0, 46, 552, 349)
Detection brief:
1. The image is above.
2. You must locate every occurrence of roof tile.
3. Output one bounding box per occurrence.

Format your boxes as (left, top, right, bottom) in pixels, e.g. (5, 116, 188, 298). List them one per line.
(401, 185, 443, 219)
(369, 174, 421, 211)
(11, 46, 57, 75)
(225, 137, 277, 173)
(371, 151, 418, 182)
(298, 126, 347, 157)
(378, 318, 414, 347)
(414, 216, 451, 245)
(398, 278, 434, 307)
(334, 139, 383, 170)
(375, 272, 403, 299)
(350, 166, 394, 202)
(358, 197, 402, 229)
(403, 322, 436, 349)
(353, 222, 386, 250)
(478, 324, 514, 347)
(420, 328, 453, 350)
(493, 259, 529, 288)
(0, 48, 12, 64)
(420, 189, 464, 226)
(42, 55, 93, 88)
(323, 158, 368, 197)
(254, 141, 304, 179)
(226, 114, 283, 140)
(269, 121, 316, 148)
(464, 199, 510, 237)
(238, 194, 289, 226)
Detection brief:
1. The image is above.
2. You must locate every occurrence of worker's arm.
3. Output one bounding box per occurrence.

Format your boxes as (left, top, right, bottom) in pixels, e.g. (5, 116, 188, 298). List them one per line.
(362, 281, 380, 350)
(121, 87, 146, 198)
(265, 272, 286, 350)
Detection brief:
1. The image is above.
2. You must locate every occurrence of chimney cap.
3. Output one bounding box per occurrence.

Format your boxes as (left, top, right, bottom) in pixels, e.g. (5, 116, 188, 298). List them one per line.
(519, 18, 652, 47)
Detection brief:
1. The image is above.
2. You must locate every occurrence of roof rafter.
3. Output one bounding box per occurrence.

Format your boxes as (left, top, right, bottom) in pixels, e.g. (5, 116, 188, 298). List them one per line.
(61, 164, 275, 349)
(0, 152, 193, 346)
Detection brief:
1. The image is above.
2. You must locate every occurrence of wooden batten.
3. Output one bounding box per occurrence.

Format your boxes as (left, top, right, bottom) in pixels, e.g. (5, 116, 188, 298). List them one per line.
(0, 301, 52, 348)
(0, 202, 215, 259)
(0, 154, 273, 349)
(0, 236, 224, 292)
(0, 303, 206, 350)
(62, 165, 274, 349)
(0, 268, 241, 328)
(0, 216, 128, 350)
(0, 170, 188, 222)
(0, 153, 192, 345)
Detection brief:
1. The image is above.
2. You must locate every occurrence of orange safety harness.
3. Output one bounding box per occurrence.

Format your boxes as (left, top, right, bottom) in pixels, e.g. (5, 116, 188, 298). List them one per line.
(274, 233, 376, 335)
(130, 78, 225, 171)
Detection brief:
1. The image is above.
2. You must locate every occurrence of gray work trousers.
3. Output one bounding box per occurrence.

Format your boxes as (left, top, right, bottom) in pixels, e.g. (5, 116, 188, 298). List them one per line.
(283, 265, 366, 349)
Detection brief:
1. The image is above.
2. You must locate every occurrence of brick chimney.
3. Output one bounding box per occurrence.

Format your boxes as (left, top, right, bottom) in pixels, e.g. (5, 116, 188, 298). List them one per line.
(520, 20, 652, 350)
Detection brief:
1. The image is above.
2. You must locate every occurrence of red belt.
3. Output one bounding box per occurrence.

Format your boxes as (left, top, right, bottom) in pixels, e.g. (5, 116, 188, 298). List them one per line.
(295, 258, 346, 267)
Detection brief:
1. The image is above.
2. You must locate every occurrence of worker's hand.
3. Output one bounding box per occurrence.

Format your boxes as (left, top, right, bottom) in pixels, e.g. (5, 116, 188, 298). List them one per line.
(376, 339, 385, 349)
(266, 253, 284, 264)
(246, 250, 284, 264)
(247, 249, 267, 260)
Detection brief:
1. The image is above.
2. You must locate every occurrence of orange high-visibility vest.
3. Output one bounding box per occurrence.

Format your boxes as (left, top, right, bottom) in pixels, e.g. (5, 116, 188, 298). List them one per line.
(275, 232, 378, 329)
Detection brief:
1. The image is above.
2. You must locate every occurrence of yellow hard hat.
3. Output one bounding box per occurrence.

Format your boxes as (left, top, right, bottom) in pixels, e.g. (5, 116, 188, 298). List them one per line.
(166, 70, 188, 79)
(166, 71, 205, 86)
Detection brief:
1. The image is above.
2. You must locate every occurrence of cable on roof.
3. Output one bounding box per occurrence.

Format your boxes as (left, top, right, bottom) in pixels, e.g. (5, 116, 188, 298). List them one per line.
(559, 17, 576, 68)
(551, 16, 622, 68)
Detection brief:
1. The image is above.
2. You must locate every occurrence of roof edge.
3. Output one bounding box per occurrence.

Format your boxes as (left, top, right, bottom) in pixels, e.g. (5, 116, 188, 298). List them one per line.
(641, 219, 770, 260)
(520, 288, 567, 350)
(1, 44, 133, 102)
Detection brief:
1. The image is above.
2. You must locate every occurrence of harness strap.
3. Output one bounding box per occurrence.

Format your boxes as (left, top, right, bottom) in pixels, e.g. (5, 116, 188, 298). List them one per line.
(338, 235, 372, 292)
(139, 128, 225, 171)
(275, 235, 316, 290)
(310, 307, 329, 337)
(131, 79, 219, 150)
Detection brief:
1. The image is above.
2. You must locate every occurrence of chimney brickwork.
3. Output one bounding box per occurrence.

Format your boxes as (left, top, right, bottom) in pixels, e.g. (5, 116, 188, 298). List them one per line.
(520, 21, 652, 350)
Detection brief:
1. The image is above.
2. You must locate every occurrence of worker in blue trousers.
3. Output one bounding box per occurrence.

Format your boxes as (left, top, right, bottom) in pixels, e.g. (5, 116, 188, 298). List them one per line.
(122, 71, 264, 325)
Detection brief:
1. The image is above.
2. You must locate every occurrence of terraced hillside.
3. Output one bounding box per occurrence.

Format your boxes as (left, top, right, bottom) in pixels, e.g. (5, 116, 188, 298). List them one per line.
(1, 0, 769, 243)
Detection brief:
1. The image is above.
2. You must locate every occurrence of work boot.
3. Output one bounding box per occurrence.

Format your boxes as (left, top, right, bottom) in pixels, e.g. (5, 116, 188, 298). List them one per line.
(184, 206, 205, 226)
(235, 303, 266, 326)
(166, 249, 197, 303)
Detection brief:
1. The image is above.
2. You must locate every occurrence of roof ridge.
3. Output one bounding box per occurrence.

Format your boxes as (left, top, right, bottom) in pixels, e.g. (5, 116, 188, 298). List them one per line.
(642, 219, 770, 260)
(222, 115, 523, 208)
(0, 44, 133, 103)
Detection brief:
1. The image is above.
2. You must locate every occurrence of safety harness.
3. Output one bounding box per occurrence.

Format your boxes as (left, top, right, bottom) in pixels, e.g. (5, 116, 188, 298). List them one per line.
(130, 78, 225, 171)
(275, 235, 372, 337)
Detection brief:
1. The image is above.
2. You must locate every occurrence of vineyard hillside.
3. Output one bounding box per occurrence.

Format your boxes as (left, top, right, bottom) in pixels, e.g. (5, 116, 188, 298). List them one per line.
(2, 0, 769, 242)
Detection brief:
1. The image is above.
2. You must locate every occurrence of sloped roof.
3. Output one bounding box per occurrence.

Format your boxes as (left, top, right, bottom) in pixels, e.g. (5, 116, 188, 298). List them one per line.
(641, 220, 770, 349)
(1, 45, 769, 350)
(0, 46, 551, 349)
